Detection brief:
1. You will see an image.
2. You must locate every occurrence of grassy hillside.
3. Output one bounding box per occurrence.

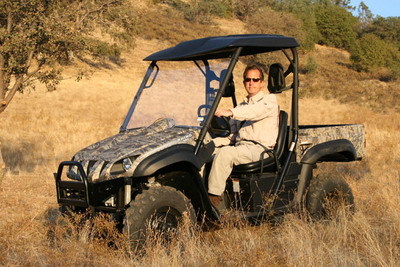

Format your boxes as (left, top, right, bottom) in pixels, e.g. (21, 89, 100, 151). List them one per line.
(0, 17, 399, 265)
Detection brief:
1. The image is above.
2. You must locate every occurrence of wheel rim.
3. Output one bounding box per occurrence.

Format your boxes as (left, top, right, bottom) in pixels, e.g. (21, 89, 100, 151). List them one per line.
(150, 206, 181, 233)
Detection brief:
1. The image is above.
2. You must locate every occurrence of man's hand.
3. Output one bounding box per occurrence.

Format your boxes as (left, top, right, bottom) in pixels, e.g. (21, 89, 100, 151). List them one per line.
(215, 108, 233, 117)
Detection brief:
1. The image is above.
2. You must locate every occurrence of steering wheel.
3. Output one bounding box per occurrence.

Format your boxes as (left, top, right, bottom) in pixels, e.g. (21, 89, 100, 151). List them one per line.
(209, 116, 231, 137)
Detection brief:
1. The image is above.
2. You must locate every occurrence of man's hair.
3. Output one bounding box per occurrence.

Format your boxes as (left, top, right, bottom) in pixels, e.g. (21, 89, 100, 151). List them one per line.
(243, 64, 264, 81)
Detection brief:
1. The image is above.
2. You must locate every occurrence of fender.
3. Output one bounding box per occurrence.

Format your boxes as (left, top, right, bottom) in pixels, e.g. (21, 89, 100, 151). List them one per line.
(293, 139, 356, 206)
(133, 143, 219, 221)
(301, 139, 357, 164)
(133, 144, 203, 177)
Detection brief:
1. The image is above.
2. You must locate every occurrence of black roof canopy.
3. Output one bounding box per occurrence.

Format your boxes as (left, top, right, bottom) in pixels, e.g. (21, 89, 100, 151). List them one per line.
(144, 34, 300, 61)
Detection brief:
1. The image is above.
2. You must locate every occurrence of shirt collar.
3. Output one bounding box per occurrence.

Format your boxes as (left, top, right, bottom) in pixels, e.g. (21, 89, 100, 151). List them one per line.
(246, 90, 265, 103)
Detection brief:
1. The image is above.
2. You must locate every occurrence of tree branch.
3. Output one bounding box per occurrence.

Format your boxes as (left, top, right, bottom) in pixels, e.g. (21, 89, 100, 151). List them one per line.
(0, 49, 35, 114)
(23, 66, 41, 84)
(75, 0, 120, 28)
(24, 50, 35, 73)
(6, 8, 12, 33)
(0, 75, 23, 114)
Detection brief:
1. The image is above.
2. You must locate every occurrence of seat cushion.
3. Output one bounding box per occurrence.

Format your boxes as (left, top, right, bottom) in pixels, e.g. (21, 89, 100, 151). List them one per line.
(231, 157, 277, 174)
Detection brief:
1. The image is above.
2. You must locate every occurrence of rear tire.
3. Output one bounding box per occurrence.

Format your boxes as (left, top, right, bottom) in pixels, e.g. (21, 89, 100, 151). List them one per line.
(306, 173, 355, 220)
(123, 185, 196, 249)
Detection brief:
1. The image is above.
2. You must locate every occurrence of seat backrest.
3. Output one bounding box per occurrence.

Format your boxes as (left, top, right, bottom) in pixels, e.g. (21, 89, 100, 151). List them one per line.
(268, 63, 286, 93)
(274, 110, 288, 160)
(231, 110, 288, 174)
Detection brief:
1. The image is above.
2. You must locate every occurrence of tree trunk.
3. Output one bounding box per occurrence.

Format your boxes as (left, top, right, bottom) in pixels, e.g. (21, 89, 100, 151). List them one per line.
(0, 75, 23, 114)
(0, 54, 6, 108)
(0, 143, 5, 186)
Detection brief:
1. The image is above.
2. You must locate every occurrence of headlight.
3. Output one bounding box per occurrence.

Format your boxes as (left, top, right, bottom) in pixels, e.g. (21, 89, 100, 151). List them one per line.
(122, 157, 133, 171)
(110, 156, 138, 176)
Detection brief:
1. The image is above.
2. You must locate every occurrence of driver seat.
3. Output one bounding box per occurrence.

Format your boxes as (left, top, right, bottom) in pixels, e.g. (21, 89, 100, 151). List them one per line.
(231, 110, 288, 174)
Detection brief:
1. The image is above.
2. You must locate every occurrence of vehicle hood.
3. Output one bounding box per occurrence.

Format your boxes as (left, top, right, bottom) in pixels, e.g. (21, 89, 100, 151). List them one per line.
(72, 118, 199, 181)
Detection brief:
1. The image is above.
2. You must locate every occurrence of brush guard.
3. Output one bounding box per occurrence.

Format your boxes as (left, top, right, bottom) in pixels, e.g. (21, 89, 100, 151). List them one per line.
(54, 161, 91, 208)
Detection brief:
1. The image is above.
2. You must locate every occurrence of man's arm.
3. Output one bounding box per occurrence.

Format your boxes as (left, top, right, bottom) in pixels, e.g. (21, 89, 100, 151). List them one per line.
(215, 109, 233, 117)
(212, 110, 239, 147)
(232, 94, 278, 121)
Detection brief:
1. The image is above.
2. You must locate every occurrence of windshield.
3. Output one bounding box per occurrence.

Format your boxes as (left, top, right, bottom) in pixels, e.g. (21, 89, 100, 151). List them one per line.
(125, 60, 230, 129)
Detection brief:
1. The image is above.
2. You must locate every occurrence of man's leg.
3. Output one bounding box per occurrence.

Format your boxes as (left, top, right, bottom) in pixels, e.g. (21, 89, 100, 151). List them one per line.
(208, 143, 264, 196)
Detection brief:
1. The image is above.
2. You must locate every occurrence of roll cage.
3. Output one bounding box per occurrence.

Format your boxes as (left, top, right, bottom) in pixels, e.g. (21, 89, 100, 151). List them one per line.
(120, 34, 300, 160)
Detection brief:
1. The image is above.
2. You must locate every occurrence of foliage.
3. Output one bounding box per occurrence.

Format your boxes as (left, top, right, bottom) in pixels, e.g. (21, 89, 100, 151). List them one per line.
(270, 0, 321, 51)
(244, 7, 305, 68)
(357, 1, 374, 31)
(301, 56, 319, 74)
(155, 0, 223, 24)
(314, 3, 357, 50)
(0, 0, 139, 114)
(159, 0, 267, 23)
(355, 16, 400, 79)
(350, 33, 400, 77)
(321, 0, 355, 10)
(227, 0, 266, 19)
(245, 6, 305, 39)
(183, 0, 228, 23)
(137, 7, 222, 44)
(362, 16, 400, 49)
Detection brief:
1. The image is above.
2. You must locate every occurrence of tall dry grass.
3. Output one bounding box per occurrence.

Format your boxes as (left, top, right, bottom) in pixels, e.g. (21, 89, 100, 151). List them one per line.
(0, 38, 399, 266)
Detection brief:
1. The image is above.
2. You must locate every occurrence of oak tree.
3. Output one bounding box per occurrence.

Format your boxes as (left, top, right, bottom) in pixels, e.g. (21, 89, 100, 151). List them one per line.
(0, 0, 138, 113)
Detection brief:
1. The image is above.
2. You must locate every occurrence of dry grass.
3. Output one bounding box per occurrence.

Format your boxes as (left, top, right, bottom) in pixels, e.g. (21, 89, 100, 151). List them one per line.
(1, 34, 400, 266)
(299, 45, 400, 113)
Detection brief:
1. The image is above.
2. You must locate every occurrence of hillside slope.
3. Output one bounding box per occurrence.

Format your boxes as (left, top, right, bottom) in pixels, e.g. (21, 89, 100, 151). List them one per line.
(0, 18, 399, 266)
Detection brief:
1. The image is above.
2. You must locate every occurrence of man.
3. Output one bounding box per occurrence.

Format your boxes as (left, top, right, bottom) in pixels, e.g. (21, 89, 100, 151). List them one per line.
(208, 64, 280, 207)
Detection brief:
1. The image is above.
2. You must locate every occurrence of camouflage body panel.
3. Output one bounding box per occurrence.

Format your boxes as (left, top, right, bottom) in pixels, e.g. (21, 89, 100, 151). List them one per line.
(296, 124, 366, 162)
(71, 118, 201, 182)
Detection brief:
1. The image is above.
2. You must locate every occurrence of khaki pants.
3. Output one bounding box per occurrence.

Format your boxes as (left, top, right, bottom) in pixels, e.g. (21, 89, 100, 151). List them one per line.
(208, 141, 266, 196)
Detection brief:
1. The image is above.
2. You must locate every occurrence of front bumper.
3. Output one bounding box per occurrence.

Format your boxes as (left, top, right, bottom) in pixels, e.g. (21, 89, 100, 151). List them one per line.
(54, 161, 131, 212)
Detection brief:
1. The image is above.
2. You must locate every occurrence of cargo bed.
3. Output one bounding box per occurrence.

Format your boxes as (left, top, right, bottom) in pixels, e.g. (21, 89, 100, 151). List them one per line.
(296, 124, 365, 162)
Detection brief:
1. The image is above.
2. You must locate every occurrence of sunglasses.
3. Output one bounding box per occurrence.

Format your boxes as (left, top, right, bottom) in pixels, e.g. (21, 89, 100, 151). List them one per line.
(244, 77, 261, 83)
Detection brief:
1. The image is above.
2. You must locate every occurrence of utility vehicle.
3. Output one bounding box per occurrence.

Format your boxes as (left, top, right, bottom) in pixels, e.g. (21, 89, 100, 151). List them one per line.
(54, 34, 365, 242)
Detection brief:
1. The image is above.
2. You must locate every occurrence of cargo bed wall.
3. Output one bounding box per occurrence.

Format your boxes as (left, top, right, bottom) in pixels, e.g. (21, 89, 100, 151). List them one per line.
(296, 124, 365, 162)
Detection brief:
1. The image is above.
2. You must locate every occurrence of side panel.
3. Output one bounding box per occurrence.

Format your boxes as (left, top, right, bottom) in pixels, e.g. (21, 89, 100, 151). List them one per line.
(226, 173, 276, 213)
(227, 163, 302, 213)
(297, 124, 365, 162)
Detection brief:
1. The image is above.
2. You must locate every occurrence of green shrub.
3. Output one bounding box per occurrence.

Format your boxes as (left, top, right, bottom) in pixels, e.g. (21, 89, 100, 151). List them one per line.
(301, 56, 319, 74)
(363, 16, 400, 49)
(228, 0, 265, 19)
(270, 0, 320, 51)
(244, 7, 308, 67)
(388, 66, 400, 81)
(350, 33, 399, 73)
(315, 3, 357, 50)
(137, 7, 222, 44)
(246, 7, 305, 43)
(158, 0, 231, 24)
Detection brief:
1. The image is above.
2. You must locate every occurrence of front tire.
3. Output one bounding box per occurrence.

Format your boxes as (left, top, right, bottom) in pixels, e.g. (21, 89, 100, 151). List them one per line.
(123, 185, 196, 248)
(306, 173, 355, 220)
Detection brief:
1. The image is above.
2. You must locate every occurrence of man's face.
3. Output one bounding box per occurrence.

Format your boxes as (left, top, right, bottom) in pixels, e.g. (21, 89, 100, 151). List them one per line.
(243, 69, 264, 97)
